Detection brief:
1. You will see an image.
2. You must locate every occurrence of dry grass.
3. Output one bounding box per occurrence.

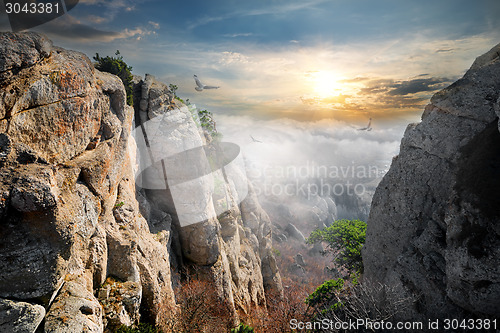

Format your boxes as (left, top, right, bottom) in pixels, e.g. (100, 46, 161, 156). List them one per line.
(157, 279, 234, 333)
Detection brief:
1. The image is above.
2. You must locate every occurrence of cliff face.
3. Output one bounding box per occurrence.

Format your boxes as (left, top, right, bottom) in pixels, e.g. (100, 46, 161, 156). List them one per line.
(363, 43, 500, 320)
(132, 74, 283, 316)
(0, 32, 281, 332)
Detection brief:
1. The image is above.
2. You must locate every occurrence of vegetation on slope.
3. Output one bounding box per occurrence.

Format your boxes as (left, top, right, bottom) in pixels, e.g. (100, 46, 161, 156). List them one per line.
(93, 50, 134, 106)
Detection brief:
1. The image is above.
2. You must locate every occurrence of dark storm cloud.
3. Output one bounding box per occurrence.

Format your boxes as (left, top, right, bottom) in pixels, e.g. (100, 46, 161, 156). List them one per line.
(36, 17, 120, 41)
(373, 94, 429, 109)
(33, 15, 158, 42)
(387, 77, 450, 96)
(358, 79, 394, 95)
(435, 48, 454, 53)
(359, 77, 450, 97)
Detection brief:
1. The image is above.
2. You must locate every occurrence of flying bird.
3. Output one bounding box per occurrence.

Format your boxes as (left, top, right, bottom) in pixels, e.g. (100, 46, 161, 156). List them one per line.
(250, 135, 263, 143)
(358, 118, 372, 131)
(194, 75, 219, 91)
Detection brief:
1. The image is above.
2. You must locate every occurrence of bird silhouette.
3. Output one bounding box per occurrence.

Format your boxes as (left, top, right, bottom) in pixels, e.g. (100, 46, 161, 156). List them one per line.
(250, 135, 263, 143)
(194, 75, 219, 91)
(358, 118, 372, 131)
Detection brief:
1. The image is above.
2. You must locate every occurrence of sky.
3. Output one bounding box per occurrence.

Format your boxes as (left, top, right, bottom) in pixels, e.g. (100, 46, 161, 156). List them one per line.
(1, 0, 498, 123)
(1, 0, 500, 211)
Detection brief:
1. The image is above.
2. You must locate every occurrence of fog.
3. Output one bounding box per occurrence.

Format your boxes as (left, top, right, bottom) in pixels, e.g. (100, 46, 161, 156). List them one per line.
(217, 114, 410, 226)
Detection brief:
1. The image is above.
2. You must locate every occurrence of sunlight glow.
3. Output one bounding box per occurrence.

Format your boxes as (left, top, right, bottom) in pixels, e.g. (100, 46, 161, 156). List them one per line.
(311, 71, 344, 98)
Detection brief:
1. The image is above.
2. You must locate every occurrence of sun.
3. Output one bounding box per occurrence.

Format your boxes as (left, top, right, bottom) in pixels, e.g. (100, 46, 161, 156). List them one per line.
(311, 71, 344, 98)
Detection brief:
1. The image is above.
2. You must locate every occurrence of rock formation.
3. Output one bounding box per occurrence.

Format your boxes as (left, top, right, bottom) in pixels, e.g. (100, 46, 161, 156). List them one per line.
(363, 43, 500, 320)
(0, 32, 282, 332)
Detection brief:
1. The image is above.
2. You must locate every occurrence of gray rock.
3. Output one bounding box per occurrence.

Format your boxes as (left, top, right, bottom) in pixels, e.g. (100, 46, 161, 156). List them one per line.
(363, 42, 500, 320)
(0, 133, 11, 162)
(0, 32, 52, 72)
(180, 218, 221, 265)
(10, 171, 57, 212)
(0, 298, 45, 333)
(284, 223, 306, 242)
(98, 279, 142, 331)
(289, 263, 306, 277)
(44, 279, 103, 333)
(295, 253, 306, 266)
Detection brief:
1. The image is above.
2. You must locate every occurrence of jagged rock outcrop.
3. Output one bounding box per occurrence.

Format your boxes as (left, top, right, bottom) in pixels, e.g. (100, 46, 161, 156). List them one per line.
(363, 43, 500, 320)
(0, 32, 282, 332)
(133, 74, 283, 320)
(0, 31, 178, 332)
(284, 223, 306, 242)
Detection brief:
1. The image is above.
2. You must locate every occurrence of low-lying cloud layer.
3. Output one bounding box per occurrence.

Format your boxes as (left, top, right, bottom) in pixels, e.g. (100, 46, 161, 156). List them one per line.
(216, 114, 405, 182)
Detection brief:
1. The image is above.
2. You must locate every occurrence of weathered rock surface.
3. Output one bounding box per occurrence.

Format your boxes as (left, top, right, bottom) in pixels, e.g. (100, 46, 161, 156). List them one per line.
(363, 43, 500, 320)
(284, 223, 306, 242)
(0, 32, 282, 332)
(0, 32, 176, 331)
(44, 277, 103, 333)
(134, 74, 283, 320)
(0, 298, 45, 333)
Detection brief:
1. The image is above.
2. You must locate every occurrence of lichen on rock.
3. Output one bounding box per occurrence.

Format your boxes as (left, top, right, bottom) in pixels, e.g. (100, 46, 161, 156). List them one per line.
(0, 32, 282, 332)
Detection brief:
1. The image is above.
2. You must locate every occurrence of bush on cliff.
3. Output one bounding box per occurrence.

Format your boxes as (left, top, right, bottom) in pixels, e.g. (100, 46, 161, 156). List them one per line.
(307, 219, 366, 274)
(94, 50, 134, 106)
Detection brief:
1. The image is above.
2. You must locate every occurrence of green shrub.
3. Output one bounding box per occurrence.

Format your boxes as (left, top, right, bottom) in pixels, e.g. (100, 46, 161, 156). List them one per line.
(185, 102, 221, 140)
(305, 278, 344, 309)
(231, 323, 255, 333)
(114, 201, 125, 209)
(94, 50, 134, 106)
(307, 219, 366, 274)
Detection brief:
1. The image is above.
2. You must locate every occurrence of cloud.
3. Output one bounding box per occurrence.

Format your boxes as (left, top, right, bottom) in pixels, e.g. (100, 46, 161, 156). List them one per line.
(79, 0, 137, 11)
(68, 29, 498, 126)
(149, 21, 160, 29)
(223, 33, 253, 38)
(78, 0, 142, 25)
(387, 77, 450, 96)
(215, 115, 404, 192)
(84, 15, 108, 24)
(34, 14, 159, 42)
(301, 95, 350, 105)
(435, 48, 454, 53)
(358, 77, 451, 97)
(187, 0, 328, 30)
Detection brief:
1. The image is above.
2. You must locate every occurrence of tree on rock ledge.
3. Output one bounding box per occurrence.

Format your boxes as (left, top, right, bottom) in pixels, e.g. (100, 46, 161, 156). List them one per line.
(94, 50, 134, 106)
(307, 219, 366, 275)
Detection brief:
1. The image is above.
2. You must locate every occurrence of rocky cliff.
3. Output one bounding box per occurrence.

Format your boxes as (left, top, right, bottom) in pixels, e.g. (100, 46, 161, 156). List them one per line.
(363, 43, 500, 320)
(0, 32, 282, 332)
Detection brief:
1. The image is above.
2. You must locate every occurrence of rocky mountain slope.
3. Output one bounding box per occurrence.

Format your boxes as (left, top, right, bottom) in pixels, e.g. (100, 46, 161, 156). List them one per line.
(0, 32, 282, 332)
(363, 43, 500, 320)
